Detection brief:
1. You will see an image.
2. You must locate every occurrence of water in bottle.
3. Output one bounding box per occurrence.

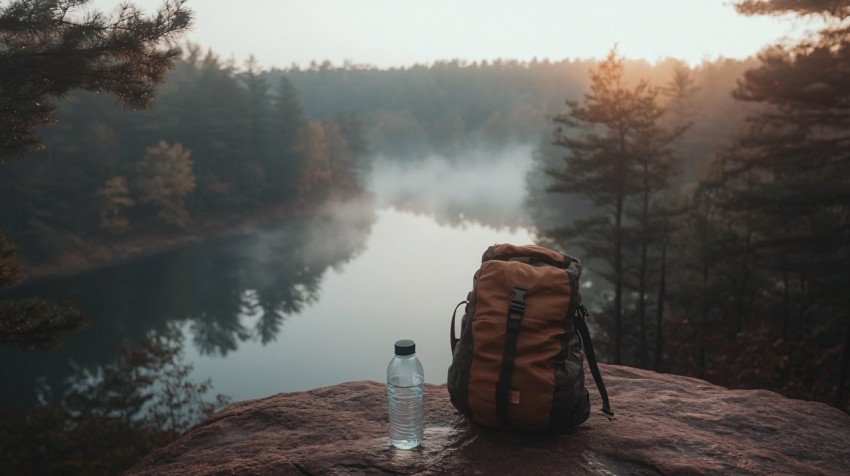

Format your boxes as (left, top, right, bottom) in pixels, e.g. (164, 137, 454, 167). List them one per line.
(387, 339, 424, 449)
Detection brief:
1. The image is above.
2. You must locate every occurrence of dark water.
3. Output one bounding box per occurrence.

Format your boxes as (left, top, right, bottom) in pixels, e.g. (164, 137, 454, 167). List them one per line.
(1, 148, 542, 407)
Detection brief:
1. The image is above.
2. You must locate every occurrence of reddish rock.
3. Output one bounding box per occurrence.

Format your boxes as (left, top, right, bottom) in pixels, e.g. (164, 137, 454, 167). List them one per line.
(127, 365, 850, 475)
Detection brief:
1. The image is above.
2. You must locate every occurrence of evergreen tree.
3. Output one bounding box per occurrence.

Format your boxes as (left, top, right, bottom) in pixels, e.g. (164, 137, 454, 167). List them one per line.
(335, 112, 371, 185)
(266, 75, 307, 199)
(545, 49, 665, 365)
(725, 0, 850, 409)
(626, 92, 687, 368)
(0, 0, 191, 160)
(0, 0, 192, 347)
(237, 55, 271, 201)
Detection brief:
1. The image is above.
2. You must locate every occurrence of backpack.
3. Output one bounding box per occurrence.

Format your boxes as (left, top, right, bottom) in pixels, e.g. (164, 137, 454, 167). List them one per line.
(447, 243, 613, 433)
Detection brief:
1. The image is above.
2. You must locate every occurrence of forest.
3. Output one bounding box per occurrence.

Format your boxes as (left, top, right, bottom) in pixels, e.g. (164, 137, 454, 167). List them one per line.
(1, 0, 849, 473)
(3, 42, 846, 409)
(0, 47, 756, 264)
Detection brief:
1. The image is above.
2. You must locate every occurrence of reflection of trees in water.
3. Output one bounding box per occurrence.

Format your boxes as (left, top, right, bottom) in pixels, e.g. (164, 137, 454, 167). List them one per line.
(0, 193, 375, 408)
(189, 195, 375, 355)
(0, 333, 229, 474)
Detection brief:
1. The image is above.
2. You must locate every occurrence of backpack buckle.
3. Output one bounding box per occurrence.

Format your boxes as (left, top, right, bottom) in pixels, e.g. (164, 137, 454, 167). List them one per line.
(509, 287, 527, 313)
(507, 287, 527, 331)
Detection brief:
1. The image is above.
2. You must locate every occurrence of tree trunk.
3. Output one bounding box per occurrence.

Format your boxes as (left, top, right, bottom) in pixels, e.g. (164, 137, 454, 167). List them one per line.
(638, 165, 649, 368)
(702, 254, 710, 328)
(735, 230, 752, 335)
(782, 265, 790, 339)
(799, 273, 808, 333)
(614, 192, 624, 365)
(638, 240, 647, 368)
(834, 315, 850, 409)
(654, 241, 667, 372)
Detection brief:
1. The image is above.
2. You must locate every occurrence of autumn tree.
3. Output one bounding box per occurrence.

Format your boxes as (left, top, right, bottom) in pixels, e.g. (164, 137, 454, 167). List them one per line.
(97, 176, 135, 234)
(134, 141, 196, 228)
(294, 122, 331, 200)
(0, 0, 192, 347)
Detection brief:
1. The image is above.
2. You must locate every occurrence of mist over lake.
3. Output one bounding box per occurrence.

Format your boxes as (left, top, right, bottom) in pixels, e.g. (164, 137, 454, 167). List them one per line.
(2, 4, 849, 472)
(0, 147, 538, 407)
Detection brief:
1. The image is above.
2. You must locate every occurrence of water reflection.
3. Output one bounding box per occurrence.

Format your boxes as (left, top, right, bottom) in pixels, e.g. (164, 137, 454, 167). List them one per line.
(0, 195, 375, 409)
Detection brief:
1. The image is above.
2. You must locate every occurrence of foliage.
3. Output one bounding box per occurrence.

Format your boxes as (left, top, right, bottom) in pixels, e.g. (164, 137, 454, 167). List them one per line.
(0, 335, 230, 475)
(0, 47, 369, 264)
(690, 0, 850, 409)
(0, 0, 193, 348)
(97, 176, 135, 234)
(134, 141, 196, 228)
(735, 0, 850, 18)
(0, 0, 192, 160)
(0, 230, 88, 350)
(526, 0, 849, 413)
(522, 3, 850, 414)
(0, 296, 88, 349)
(542, 49, 686, 365)
(0, 231, 21, 289)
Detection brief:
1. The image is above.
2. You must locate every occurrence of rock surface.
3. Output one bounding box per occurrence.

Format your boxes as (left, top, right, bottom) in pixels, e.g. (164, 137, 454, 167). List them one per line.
(127, 365, 850, 475)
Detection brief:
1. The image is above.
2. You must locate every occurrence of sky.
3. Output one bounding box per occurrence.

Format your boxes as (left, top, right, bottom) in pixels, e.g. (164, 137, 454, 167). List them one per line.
(96, 0, 815, 70)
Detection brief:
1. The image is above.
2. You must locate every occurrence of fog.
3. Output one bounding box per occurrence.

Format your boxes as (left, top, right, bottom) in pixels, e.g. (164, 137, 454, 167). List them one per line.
(370, 144, 535, 230)
(182, 145, 542, 397)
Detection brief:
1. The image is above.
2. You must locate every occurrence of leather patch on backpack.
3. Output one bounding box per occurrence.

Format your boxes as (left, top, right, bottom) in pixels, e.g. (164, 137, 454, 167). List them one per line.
(509, 390, 521, 405)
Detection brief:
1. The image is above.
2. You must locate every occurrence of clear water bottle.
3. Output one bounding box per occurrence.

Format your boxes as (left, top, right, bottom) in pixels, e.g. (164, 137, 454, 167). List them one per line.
(387, 339, 424, 449)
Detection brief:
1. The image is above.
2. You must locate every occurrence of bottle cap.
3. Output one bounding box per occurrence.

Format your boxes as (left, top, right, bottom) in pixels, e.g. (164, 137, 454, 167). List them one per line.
(394, 339, 415, 356)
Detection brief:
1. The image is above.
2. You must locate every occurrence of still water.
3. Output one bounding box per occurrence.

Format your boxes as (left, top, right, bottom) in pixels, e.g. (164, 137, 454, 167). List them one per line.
(1, 147, 538, 407)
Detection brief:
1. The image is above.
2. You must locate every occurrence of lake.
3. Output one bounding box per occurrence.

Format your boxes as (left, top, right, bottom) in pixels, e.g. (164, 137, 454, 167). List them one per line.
(1, 146, 550, 408)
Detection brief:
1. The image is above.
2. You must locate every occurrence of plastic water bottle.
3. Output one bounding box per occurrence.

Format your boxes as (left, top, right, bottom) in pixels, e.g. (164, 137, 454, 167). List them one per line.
(387, 339, 424, 449)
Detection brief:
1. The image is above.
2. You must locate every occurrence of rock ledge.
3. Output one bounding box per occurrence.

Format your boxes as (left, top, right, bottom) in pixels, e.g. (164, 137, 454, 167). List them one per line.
(127, 365, 850, 475)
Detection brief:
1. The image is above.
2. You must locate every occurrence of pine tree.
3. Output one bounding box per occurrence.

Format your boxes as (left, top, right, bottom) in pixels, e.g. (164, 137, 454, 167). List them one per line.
(237, 55, 271, 201)
(708, 0, 850, 409)
(545, 49, 673, 364)
(0, 0, 192, 347)
(266, 75, 307, 199)
(0, 0, 191, 160)
(627, 98, 687, 368)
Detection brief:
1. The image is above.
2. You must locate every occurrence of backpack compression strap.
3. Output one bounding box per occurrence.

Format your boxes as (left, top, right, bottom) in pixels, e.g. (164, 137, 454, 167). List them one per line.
(576, 304, 614, 419)
(496, 286, 527, 427)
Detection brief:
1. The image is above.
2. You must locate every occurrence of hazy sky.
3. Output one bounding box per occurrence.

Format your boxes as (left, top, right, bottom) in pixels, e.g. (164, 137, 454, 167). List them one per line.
(100, 0, 813, 70)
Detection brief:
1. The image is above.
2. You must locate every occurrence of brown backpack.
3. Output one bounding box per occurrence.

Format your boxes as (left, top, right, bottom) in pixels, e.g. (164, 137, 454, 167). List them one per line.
(447, 244, 612, 433)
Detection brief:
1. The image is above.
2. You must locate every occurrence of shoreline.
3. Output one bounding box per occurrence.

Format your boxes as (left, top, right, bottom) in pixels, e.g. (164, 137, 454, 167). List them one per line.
(18, 202, 301, 285)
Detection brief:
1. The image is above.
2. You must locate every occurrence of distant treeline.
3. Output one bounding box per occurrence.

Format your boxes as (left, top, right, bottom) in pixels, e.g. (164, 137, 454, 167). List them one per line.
(278, 56, 757, 166)
(0, 46, 369, 263)
(0, 47, 759, 264)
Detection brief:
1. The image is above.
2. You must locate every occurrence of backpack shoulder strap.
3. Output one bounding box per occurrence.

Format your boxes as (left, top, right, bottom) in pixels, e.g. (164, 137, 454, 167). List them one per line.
(576, 304, 614, 419)
(450, 300, 467, 353)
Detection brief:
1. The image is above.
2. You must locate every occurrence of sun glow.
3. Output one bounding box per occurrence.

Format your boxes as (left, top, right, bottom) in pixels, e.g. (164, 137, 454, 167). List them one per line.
(92, 0, 812, 70)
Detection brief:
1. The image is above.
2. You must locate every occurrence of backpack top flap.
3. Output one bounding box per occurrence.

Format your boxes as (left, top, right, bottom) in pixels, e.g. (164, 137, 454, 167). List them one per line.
(483, 243, 572, 268)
